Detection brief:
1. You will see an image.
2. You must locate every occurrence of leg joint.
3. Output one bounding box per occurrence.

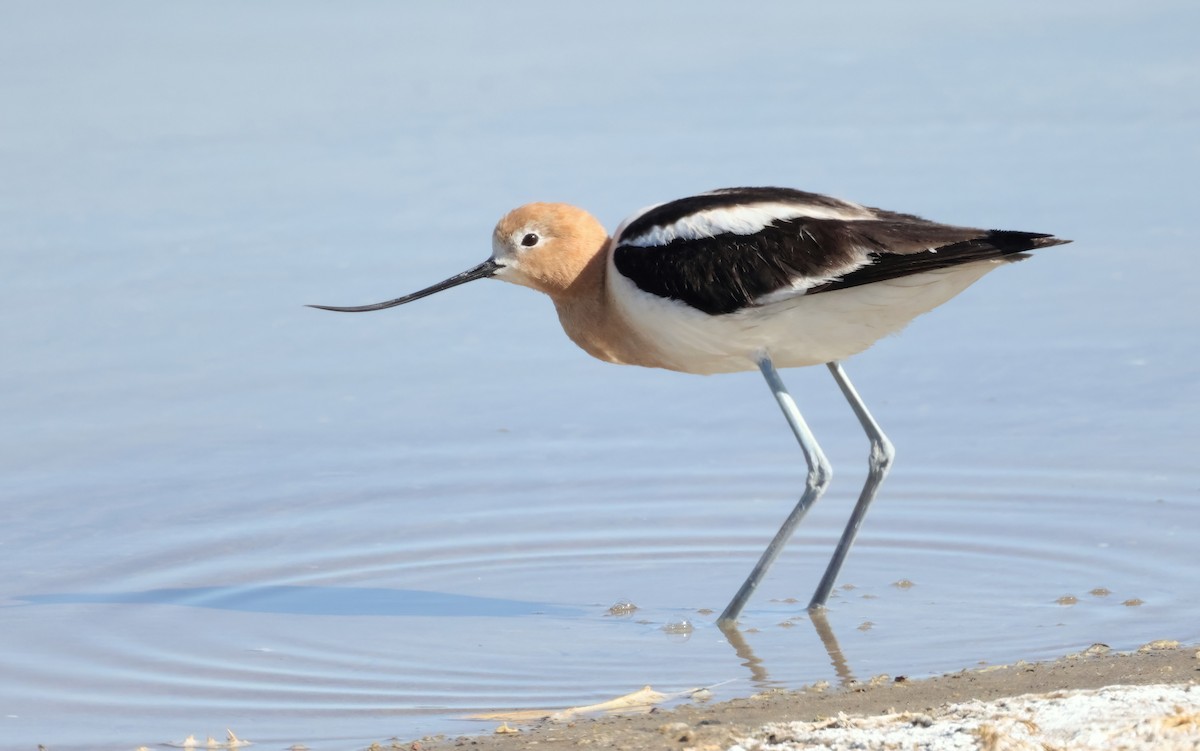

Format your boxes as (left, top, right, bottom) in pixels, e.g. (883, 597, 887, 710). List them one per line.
(870, 436, 896, 472)
(808, 459, 833, 493)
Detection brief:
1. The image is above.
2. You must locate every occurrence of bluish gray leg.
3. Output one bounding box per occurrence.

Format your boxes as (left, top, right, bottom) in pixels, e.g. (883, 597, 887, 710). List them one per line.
(807, 361, 895, 610)
(718, 355, 833, 625)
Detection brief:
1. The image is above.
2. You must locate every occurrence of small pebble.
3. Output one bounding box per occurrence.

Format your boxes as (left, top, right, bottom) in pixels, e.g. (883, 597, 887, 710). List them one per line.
(662, 618, 693, 635)
(657, 721, 694, 743)
(607, 600, 637, 616)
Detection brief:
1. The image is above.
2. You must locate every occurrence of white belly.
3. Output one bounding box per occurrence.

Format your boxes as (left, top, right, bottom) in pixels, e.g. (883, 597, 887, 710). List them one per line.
(607, 259, 1004, 374)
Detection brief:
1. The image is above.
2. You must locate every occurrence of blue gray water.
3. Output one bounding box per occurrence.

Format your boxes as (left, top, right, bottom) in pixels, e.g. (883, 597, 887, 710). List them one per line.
(3, 2, 1198, 749)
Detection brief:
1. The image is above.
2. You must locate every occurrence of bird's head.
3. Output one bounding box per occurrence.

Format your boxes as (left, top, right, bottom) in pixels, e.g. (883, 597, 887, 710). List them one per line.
(308, 202, 609, 313)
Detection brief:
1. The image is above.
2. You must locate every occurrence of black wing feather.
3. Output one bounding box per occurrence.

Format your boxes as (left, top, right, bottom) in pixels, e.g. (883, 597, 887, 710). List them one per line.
(808, 228, 1068, 294)
(614, 212, 1068, 315)
(615, 220, 862, 315)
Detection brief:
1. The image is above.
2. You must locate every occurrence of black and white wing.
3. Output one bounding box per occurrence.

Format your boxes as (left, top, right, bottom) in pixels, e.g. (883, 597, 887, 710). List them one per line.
(612, 187, 1068, 316)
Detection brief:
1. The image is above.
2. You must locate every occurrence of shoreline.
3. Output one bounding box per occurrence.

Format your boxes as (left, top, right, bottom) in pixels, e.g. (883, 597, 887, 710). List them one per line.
(410, 641, 1199, 750)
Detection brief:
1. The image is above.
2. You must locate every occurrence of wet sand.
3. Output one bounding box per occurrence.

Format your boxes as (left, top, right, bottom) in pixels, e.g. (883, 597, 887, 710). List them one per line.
(407, 641, 1198, 750)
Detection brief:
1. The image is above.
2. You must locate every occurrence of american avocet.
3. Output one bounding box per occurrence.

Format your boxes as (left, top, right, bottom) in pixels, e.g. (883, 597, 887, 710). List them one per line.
(312, 186, 1068, 624)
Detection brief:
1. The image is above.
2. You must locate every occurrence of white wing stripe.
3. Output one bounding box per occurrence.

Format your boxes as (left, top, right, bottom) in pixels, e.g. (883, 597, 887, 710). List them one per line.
(620, 201, 874, 248)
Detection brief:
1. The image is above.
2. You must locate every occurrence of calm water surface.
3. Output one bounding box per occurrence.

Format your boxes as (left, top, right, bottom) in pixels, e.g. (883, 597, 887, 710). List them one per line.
(2, 3, 1198, 749)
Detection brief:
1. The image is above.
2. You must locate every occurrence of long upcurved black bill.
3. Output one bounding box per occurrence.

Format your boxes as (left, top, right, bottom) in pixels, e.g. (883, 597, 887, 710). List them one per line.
(307, 258, 500, 313)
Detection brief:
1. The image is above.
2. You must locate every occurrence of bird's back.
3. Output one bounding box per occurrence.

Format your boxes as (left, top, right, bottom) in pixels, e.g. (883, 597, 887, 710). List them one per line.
(599, 187, 1067, 374)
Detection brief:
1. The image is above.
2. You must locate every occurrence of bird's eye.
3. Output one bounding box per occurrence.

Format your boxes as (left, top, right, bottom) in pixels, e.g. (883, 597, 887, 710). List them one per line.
(520, 233, 540, 247)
